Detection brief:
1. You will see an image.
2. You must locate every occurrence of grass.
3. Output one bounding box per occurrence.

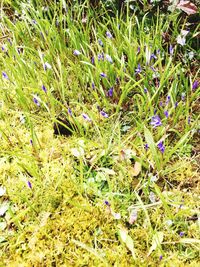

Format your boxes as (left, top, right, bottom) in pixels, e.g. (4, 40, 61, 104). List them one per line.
(0, 0, 199, 266)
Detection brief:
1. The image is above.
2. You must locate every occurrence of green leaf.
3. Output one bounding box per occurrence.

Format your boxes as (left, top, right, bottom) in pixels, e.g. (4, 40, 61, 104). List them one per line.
(118, 227, 136, 259)
(148, 231, 164, 256)
(144, 127, 160, 170)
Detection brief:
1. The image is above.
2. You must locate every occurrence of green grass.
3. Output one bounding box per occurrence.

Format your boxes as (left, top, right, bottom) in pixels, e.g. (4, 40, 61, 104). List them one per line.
(0, 1, 199, 266)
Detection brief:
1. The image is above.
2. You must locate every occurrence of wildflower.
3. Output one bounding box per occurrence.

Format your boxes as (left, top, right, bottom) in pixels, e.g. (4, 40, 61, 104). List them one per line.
(43, 62, 52, 70)
(129, 209, 138, 224)
(42, 85, 47, 93)
(156, 49, 160, 54)
(144, 87, 148, 93)
(30, 139, 33, 145)
(100, 111, 109, 118)
(176, 30, 189, 46)
(91, 56, 94, 64)
(137, 46, 141, 54)
(166, 95, 170, 104)
(68, 108, 72, 115)
(150, 115, 162, 128)
(100, 72, 107, 78)
(2, 45, 6, 51)
(107, 87, 113, 97)
(92, 82, 95, 89)
(150, 53, 157, 60)
(27, 181, 32, 189)
(159, 101, 163, 107)
(157, 141, 165, 154)
(2, 72, 8, 79)
(181, 93, 186, 101)
(105, 54, 113, 63)
(135, 64, 142, 74)
(175, 101, 178, 108)
(98, 53, 103, 61)
(164, 110, 169, 118)
(98, 39, 103, 46)
(154, 109, 157, 115)
(104, 200, 110, 206)
(33, 97, 40, 106)
(159, 255, 163, 261)
(169, 44, 174, 55)
(149, 192, 156, 203)
(106, 31, 113, 39)
(179, 231, 184, 237)
(144, 144, 149, 150)
(73, 49, 81, 56)
(112, 212, 121, 220)
(188, 116, 191, 124)
(192, 80, 198, 91)
(82, 113, 91, 121)
(32, 19, 37, 24)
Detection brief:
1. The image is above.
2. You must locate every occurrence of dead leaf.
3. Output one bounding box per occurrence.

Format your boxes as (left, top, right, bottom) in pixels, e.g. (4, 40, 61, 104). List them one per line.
(130, 161, 142, 177)
(176, 1, 198, 15)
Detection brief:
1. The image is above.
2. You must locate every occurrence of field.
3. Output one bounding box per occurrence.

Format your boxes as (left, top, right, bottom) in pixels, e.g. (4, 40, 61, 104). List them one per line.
(0, 1, 199, 266)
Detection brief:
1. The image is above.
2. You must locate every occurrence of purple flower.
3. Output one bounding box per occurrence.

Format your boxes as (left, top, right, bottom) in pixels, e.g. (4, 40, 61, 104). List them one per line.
(150, 53, 157, 60)
(100, 111, 109, 118)
(175, 101, 178, 108)
(43, 62, 52, 70)
(98, 39, 103, 46)
(107, 87, 113, 97)
(135, 64, 142, 74)
(144, 144, 149, 150)
(150, 115, 162, 128)
(157, 141, 165, 154)
(159, 255, 163, 261)
(32, 19, 37, 24)
(179, 231, 184, 237)
(2, 72, 8, 79)
(104, 200, 110, 206)
(92, 82, 95, 89)
(188, 116, 191, 125)
(27, 181, 32, 189)
(164, 110, 169, 118)
(144, 87, 148, 94)
(192, 80, 198, 91)
(98, 53, 103, 61)
(105, 54, 113, 63)
(82, 113, 91, 121)
(169, 44, 174, 55)
(73, 49, 81, 56)
(181, 93, 185, 101)
(68, 108, 72, 115)
(30, 139, 33, 145)
(106, 31, 113, 39)
(166, 95, 170, 104)
(100, 72, 107, 78)
(137, 46, 141, 54)
(91, 56, 94, 64)
(42, 85, 47, 93)
(156, 49, 160, 54)
(2, 46, 5, 51)
(159, 101, 163, 107)
(154, 109, 157, 115)
(33, 97, 40, 106)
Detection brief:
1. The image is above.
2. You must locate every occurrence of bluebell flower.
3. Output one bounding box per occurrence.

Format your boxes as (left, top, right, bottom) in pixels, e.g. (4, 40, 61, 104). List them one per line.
(135, 64, 142, 74)
(104, 200, 110, 206)
(169, 44, 174, 55)
(73, 49, 81, 56)
(144, 144, 149, 150)
(164, 110, 169, 118)
(82, 113, 91, 121)
(192, 80, 198, 91)
(175, 101, 178, 108)
(107, 87, 113, 97)
(100, 72, 107, 78)
(105, 54, 113, 63)
(106, 31, 113, 39)
(92, 82, 95, 89)
(27, 181, 32, 189)
(150, 53, 157, 60)
(179, 232, 184, 237)
(166, 95, 170, 104)
(150, 115, 162, 128)
(42, 85, 47, 93)
(157, 141, 165, 153)
(91, 57, 95, 64)
(2, 72, 8, 79)
(98, 39, 103, 46)
(68, 108, 72, 115)
(144, 87, 148, 94)
(33, 97, 40, 106)
(100, 111, 109, 118)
